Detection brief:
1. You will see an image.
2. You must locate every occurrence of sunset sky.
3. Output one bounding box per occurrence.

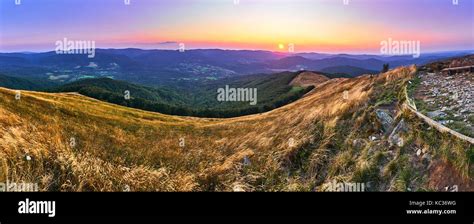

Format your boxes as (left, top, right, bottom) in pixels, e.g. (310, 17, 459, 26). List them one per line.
(1, 0, 473, 53)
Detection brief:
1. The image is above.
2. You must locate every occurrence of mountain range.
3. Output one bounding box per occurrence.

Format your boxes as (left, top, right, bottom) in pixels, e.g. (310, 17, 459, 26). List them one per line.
(1, 49, 471, 88)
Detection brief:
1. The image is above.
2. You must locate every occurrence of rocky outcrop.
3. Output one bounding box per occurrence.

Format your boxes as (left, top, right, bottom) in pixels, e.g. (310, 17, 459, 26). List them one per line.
(375, 109, 395, 134)
(389, 119, 409, 147)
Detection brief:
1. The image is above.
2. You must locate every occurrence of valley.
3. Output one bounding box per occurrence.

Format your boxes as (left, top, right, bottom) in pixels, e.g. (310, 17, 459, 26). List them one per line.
(46, 71, 317, 118)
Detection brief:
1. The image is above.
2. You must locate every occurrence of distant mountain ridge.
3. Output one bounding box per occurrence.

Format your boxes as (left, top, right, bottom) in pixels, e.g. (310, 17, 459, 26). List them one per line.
(0, 49, 471, 87)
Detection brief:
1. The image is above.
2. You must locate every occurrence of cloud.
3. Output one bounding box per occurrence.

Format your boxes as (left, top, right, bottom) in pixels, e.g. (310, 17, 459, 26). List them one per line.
(158, 41, 178, 45)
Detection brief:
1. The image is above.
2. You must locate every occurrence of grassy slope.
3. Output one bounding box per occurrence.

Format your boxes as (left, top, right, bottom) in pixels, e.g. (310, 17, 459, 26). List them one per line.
(0, 66, 472, 191)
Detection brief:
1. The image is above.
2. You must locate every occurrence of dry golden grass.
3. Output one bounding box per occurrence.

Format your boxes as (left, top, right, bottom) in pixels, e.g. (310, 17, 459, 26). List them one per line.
(3, 65, 458, 191)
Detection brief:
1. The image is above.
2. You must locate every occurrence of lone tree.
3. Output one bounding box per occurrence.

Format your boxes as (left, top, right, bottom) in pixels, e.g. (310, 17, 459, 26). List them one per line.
(382, 63, 389, 73)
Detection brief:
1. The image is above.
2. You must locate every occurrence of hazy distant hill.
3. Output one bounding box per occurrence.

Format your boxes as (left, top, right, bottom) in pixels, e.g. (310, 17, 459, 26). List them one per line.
(1, 49, 470, 87)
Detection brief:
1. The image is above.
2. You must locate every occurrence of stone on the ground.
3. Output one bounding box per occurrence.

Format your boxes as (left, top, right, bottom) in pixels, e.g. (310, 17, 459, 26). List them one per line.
(375, 109, 394, 134)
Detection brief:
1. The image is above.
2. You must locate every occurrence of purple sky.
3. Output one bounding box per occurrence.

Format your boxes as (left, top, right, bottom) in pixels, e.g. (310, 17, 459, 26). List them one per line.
(1, 0, 473, 53)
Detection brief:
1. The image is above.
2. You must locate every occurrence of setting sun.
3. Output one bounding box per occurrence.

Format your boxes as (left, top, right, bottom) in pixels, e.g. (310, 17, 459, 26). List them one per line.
(278, 43, 285, 50)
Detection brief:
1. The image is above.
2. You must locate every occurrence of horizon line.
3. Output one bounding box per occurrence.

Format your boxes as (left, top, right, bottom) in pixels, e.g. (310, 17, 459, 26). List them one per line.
(1, 47, 473, 56)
